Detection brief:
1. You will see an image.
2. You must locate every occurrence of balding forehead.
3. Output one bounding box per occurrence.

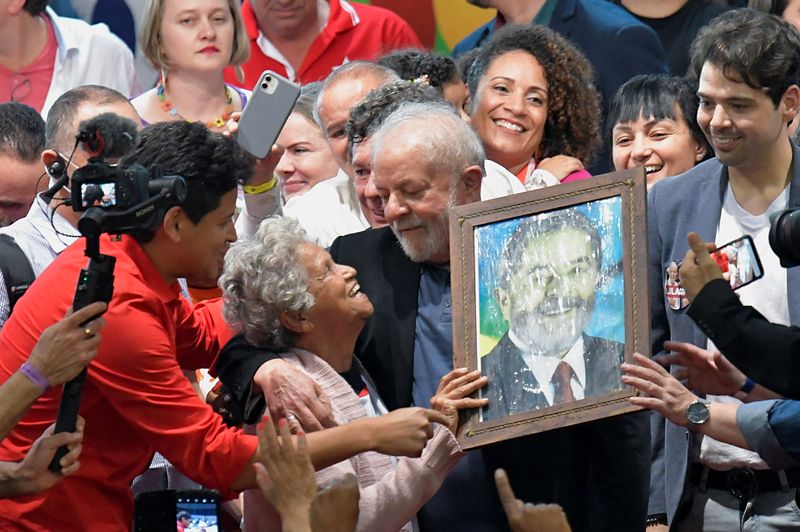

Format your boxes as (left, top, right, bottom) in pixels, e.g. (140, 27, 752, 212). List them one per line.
(323, 75, 385, 106)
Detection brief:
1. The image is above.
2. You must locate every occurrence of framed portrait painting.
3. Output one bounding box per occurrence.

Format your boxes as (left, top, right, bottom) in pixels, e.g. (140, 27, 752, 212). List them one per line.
(449, 168, 649, 449)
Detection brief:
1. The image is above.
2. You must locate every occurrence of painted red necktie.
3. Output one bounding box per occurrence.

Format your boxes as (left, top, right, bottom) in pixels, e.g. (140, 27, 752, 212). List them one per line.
(551, 361, 576, 404)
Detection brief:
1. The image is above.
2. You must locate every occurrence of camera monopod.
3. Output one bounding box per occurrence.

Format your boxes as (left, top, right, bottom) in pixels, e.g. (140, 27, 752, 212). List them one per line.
(48, 211, 115, 471)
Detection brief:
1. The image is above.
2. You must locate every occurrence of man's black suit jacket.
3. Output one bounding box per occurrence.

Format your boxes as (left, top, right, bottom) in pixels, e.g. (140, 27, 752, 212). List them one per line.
(688, 278, 800, 399)
(481, 333, 624, 421)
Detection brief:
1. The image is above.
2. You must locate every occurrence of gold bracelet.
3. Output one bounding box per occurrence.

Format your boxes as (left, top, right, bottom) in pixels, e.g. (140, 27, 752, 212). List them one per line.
(243, 176, 277, 195)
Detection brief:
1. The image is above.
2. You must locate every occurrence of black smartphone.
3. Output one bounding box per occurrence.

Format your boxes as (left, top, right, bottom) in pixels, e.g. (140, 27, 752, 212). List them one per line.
(237, 70, 300, 159)
(133, 489, 221, 532)
(711, 234, 764, 291)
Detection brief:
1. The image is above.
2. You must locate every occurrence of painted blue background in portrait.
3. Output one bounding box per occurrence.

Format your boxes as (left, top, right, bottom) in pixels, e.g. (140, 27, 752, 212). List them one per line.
(474, 196, 624, 356)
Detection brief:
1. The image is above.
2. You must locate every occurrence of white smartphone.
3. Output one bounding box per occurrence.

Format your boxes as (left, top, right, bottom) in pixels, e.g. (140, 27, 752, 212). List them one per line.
(236, 70, 300, 159)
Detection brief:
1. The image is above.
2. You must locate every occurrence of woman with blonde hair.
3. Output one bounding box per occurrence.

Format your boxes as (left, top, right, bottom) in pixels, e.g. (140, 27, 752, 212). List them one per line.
(133, 0, 250, 129)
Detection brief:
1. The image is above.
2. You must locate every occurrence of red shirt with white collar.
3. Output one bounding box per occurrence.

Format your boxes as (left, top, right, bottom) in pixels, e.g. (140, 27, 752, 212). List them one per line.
(227, 0, 422, 87)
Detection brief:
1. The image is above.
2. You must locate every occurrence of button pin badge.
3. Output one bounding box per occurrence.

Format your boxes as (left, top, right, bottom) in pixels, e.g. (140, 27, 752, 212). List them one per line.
(664, 260, 689, 310)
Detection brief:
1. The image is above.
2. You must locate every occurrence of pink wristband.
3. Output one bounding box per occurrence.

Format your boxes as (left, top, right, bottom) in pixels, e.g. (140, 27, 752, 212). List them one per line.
(20, 362, 50, 391)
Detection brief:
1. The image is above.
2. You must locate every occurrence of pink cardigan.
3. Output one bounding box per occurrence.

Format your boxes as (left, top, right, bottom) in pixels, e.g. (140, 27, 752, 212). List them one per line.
(242, 348, 464, 532)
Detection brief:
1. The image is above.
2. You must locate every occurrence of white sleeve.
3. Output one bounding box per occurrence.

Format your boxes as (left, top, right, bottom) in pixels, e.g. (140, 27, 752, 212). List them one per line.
(235, 185, 283, 240)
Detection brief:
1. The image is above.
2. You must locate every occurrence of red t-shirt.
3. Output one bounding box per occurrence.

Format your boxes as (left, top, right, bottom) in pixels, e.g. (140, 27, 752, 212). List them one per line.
(0, 15, 56, 112)
(226, 0, 422, 87)
(0, 236, 256, 531)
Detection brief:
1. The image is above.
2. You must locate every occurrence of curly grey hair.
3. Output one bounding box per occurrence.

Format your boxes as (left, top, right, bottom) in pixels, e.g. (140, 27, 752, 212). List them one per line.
(220, 216, 315, 349)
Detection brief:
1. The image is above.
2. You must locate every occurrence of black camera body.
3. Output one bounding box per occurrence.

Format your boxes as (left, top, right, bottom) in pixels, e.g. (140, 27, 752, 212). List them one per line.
(70, 160, 150, 212)
(64, 114, 187, 239)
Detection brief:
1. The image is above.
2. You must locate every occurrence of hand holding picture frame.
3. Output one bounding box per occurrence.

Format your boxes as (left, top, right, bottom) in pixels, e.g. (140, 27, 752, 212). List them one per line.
(449, 168, 649, 449)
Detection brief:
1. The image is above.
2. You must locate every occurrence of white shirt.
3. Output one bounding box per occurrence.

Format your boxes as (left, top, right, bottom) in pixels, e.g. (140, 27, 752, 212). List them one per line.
(481, 160, 526, 200)
(509, 330, 587, 405)
(698, 183, 790, 470)
(41, 7, 137, 118)
(282, 169, 369, 247)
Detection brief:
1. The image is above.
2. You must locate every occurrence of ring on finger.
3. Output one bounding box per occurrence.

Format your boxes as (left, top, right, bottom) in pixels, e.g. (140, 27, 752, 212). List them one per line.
(83, 327, 93, 338)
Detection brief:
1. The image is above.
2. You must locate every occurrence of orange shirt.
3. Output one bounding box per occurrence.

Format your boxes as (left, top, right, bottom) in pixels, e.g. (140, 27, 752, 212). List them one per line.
(0, 235, 255, 531)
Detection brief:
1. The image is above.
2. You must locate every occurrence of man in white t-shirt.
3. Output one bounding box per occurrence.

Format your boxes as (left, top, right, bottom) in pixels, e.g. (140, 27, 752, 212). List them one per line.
(647, 10, 800, 531)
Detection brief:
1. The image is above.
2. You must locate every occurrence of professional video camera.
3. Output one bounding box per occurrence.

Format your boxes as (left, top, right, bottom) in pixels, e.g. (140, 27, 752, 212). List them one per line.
(769, 208, 800, 268)
(48, 114, 186, 470)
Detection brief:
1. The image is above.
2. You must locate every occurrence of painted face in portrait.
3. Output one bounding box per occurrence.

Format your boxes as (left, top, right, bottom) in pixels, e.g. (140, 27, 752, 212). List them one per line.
(497, 225, 600, 357)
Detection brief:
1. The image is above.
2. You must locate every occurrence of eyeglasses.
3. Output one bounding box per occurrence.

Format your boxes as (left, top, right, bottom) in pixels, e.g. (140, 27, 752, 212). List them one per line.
(10, 74, 31, 103)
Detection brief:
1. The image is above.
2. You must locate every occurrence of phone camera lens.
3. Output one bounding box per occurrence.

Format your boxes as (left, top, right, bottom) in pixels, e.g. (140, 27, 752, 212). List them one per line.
(261, 82, 268, 89)
(265, 75, 272, 82)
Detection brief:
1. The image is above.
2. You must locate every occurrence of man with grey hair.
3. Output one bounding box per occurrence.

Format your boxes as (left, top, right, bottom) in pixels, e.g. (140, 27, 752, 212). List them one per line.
(282, 61, 400, 246)
(346, 80, 521, 229)
(327, 100, 647, 531)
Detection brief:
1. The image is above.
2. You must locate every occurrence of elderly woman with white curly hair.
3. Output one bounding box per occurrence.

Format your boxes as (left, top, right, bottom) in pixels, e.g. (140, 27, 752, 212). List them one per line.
(219, 216, 488, 532)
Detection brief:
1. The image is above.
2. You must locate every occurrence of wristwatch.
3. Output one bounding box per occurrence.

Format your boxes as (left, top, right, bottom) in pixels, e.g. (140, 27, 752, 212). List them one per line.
(686, 399, 710, 429)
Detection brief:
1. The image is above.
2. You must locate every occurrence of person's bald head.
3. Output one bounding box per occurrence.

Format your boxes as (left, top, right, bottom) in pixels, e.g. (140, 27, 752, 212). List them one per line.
(313, 61, 399, 171)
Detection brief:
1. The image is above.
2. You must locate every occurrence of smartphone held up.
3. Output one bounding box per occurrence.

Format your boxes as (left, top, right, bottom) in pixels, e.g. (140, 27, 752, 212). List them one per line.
(710, 235, 764, 291)
(236, 70, 301, 159)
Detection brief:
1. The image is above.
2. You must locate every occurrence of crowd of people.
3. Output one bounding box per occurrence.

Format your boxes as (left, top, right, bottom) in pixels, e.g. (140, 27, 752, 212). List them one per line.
(3, 0, 800, 531)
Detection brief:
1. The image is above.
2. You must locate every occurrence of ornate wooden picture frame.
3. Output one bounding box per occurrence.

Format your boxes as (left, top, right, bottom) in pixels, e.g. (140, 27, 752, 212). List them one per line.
(449, 168, 648, 449)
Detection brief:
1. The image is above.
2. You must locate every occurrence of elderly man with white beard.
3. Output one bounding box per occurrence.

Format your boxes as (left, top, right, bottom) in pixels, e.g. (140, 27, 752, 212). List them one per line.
(216, 100, 650, 531)
(481, 209, 624, 421)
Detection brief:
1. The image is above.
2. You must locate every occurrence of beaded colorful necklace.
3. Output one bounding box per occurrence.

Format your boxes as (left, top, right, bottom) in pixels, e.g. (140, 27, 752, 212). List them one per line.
(156, 79, 234, 129)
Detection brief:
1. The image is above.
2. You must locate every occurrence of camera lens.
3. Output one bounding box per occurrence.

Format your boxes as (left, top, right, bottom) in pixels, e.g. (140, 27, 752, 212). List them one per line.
(769, 208, 800, 267)
(261, 82, 268, 89)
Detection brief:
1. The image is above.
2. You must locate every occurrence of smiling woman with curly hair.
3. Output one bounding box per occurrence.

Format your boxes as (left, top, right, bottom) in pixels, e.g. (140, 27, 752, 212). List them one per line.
(467, 24, 602, 189)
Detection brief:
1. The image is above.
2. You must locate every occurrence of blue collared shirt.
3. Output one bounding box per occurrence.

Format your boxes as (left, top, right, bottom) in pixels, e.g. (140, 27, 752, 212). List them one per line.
(412, 264, 453, 408)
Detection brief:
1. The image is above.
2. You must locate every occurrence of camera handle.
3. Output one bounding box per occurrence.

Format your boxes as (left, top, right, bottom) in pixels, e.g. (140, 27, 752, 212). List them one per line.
(48, 235, 115, 472)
